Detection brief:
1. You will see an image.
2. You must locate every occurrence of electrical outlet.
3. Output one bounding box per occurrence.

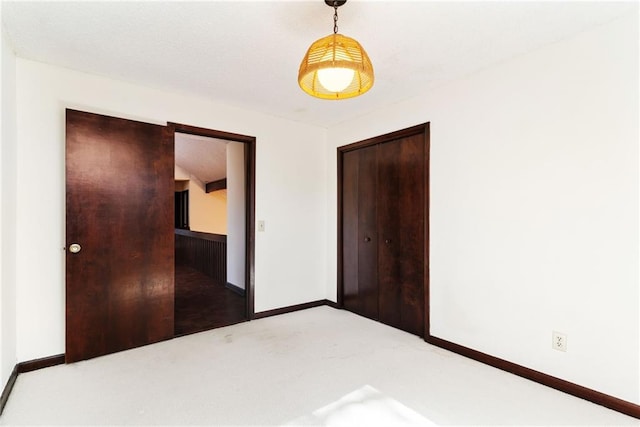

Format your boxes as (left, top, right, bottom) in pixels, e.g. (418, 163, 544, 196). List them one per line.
(258, 220, 265, 232)
(552, 331, 567, 352)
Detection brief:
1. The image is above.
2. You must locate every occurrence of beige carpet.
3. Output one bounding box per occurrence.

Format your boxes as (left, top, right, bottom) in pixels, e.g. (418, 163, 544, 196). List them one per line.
(1, 306, 637, 426)
(286, 385, 436, 426)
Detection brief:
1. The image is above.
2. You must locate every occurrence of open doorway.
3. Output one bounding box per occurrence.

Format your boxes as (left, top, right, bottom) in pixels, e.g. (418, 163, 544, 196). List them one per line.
(171, 124, 255, 336)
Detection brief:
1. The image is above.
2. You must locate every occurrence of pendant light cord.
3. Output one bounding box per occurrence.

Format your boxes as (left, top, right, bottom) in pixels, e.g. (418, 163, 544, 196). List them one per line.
(333, 1, 339, 34)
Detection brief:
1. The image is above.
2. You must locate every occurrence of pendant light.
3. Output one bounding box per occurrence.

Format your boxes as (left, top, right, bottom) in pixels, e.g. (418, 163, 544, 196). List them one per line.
(298, 0, 374, 100)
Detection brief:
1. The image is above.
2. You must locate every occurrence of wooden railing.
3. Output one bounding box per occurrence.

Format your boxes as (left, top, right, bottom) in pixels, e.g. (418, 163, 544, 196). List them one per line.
(175, 229, 227, 284)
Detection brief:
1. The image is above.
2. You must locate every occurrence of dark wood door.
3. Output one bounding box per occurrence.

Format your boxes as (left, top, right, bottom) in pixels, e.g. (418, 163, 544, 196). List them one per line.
(377, 134, 424, 336)
(65, 109, 174, 363)
(339, 123, 428, 337)
(342, 145, 378, 320)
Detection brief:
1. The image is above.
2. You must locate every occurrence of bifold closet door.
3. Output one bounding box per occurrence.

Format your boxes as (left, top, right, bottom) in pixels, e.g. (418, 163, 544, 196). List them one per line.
(340, 124, 427, 338)
(377, 134, 425, 337)
(342, 145, 379, 320)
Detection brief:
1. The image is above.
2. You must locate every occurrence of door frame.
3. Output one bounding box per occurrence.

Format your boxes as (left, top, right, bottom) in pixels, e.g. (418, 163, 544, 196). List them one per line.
(168, 122, 256, 319)
(337, 122, 430, 337)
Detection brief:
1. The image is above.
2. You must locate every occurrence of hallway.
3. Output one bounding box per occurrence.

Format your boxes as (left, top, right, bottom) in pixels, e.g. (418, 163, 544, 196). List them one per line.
(174, 263, 246, 336)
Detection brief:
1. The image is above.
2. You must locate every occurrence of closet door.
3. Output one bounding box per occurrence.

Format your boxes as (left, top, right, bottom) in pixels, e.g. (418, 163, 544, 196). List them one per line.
(377, 133, 425, 336)
(339, 123, 428, 338)
(342, 145, 379, 320)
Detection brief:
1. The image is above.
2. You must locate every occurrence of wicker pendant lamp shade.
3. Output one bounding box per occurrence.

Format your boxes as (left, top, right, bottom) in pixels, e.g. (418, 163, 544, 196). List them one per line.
(298, 1, 374, 100)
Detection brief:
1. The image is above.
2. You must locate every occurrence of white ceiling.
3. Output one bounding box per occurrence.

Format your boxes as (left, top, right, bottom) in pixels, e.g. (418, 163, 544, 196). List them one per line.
(175, 133, 228, 184)
(1, 1, 634, 128)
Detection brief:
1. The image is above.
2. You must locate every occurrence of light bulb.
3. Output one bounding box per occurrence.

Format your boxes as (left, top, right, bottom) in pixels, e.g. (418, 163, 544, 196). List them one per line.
(316, 43, 355, 93)
(317, 67, 355, 92)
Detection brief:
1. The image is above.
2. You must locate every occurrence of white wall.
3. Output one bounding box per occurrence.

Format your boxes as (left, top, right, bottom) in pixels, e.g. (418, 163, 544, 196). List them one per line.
(176, 162, 227, 235)
(14, 59, 328, 362)
(1, 24, 18, 388)
(226, 142, 245, 289)
(190, 188, 226, 235)
(326, 15, 639, 404)
(175, 164, 190, 182)
(190, 180, 226, 235)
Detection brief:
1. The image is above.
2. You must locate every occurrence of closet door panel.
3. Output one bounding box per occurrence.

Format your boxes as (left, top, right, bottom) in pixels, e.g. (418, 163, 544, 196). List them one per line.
(356, 145, 379, 320)
(342, 146, 378, 319)
(377, 140, 402, 329)
(397, 134, 425, 336)
(342, 150, 360, 313)
(378, 134, 425, 336)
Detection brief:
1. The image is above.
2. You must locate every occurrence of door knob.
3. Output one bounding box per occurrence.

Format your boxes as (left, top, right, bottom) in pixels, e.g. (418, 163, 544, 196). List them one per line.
(385, 239, 392, 244)
(364, 236, 371, 242)
(68, 243, 82, 254)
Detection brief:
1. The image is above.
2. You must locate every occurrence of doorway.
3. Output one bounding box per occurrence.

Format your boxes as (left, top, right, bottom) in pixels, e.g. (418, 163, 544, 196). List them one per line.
(173, 132, 247, 335)
(170, 123, 256, 336)
(65, 110, 255, 363)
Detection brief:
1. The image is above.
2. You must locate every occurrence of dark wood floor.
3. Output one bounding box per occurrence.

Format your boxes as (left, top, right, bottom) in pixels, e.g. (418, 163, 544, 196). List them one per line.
(174, 263, 247, 336)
